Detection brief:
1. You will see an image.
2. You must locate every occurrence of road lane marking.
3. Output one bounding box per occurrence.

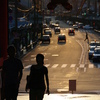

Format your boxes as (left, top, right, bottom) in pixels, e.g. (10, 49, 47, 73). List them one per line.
(70, 64, 76, 68)
(52, 54, 59, 57)
(61, 64, 67, 68)
(31, 55, 36, 57)
(44, 64, 50, 67)
(52, 64, 59, 68)
(88, 64, 94, 68)
(24, 65, 31, 69)
(79, 64, 85, 68)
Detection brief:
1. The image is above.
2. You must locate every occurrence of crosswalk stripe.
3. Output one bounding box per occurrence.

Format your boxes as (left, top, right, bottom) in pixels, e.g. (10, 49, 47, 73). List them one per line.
(24, 65, 31, 69)
(44, 64, 50, 67)
(24, 64, 100, 69)
(70, 64, 76, 68)
(79, 64, 85, 68)
(52, 64, 59, 68)
(61, 64, 67, 68)
(88, 64, 94, 68)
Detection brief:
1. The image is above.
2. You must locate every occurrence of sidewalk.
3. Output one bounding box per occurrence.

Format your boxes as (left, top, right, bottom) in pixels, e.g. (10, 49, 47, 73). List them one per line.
(18, 93, 100, 100)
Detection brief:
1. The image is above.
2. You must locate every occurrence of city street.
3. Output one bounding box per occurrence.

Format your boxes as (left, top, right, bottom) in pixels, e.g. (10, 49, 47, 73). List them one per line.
(19, 20, 100, 94)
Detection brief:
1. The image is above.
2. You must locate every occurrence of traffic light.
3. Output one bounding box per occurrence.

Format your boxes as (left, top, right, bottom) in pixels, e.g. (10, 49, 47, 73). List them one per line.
(47, 0, 72, 10)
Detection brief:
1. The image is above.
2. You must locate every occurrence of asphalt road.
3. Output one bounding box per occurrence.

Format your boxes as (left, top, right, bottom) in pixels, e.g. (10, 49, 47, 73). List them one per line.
(19, 19, 100, 94)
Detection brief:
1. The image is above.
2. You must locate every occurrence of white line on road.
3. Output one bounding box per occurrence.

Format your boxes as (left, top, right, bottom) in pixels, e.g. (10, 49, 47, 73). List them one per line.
(44, 64, 50, 67)
(24, 65, 31, 69)
(88, 64, 94, 68)
(52, 64, 59, 68)
(61, 64, 67, 68)
(79, 64, 85, 68)
(70, 64, 76, 68)
(52, 54, 59, 57)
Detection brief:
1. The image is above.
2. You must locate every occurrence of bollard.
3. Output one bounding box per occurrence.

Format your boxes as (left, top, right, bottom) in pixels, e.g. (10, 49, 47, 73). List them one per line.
(69, 80, 76, 94)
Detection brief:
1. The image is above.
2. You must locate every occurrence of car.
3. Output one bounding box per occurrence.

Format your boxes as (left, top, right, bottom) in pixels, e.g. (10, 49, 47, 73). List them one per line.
(83, 25, 93, 30)
(42, 35, 50, 44)
(54, 26, 60, 34)
(88, 47, 95, 60)
(43, 27, 50, 33)
(43, 23, 48, 28)
(44, 29, 52, 37)
(89, 40, 100, 49)
(68, 28, 75, 35)
(78, 23, 84, 28)
(58, 34, 66, 43)
(92, 48, 100, 62)
(73, 24, 78, 30)
(49, 23, 55, 28)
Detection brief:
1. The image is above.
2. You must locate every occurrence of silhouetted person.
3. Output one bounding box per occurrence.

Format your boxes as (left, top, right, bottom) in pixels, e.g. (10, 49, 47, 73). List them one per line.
(2, 45, 23, 100)
(84, 32, 89, 42)
(26, 53, 50, 100)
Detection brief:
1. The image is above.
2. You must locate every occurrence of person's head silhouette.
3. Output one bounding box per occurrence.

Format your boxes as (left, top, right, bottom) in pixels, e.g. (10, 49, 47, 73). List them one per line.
(36, 54, 44, 65)
(7, 45, 16, 58)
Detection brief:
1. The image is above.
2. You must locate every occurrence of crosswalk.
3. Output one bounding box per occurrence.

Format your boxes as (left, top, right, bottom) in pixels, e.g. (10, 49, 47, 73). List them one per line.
(24, 63, 100, 69)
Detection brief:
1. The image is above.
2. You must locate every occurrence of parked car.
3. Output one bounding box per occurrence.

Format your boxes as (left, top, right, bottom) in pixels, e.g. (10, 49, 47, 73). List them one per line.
(58, 34, 66, 43)
(68, 28, 75, 35)
(42, 35, 50, 44)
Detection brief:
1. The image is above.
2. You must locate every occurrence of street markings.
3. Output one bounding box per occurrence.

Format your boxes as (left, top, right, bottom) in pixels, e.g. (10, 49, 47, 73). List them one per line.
(52, 64, 59, 68)
(44, 64, 50, 67)
(24, 63, 100, 72)
(79, 64, 85, 68)
(70, 64, 76, 68)
(61, 64, 67, 68)
(52, 54, 59, 57)
(88, 64, 94, 68)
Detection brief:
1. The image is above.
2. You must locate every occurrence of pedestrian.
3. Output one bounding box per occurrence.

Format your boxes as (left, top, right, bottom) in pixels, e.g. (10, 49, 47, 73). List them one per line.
(25, 53, 50, 100)
(84, 32, 89, 42)
(2, 45, 23, 100)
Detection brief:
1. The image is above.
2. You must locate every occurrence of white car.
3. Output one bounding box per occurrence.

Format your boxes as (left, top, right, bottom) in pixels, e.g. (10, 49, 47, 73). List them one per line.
(83, 25, 93, 30)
